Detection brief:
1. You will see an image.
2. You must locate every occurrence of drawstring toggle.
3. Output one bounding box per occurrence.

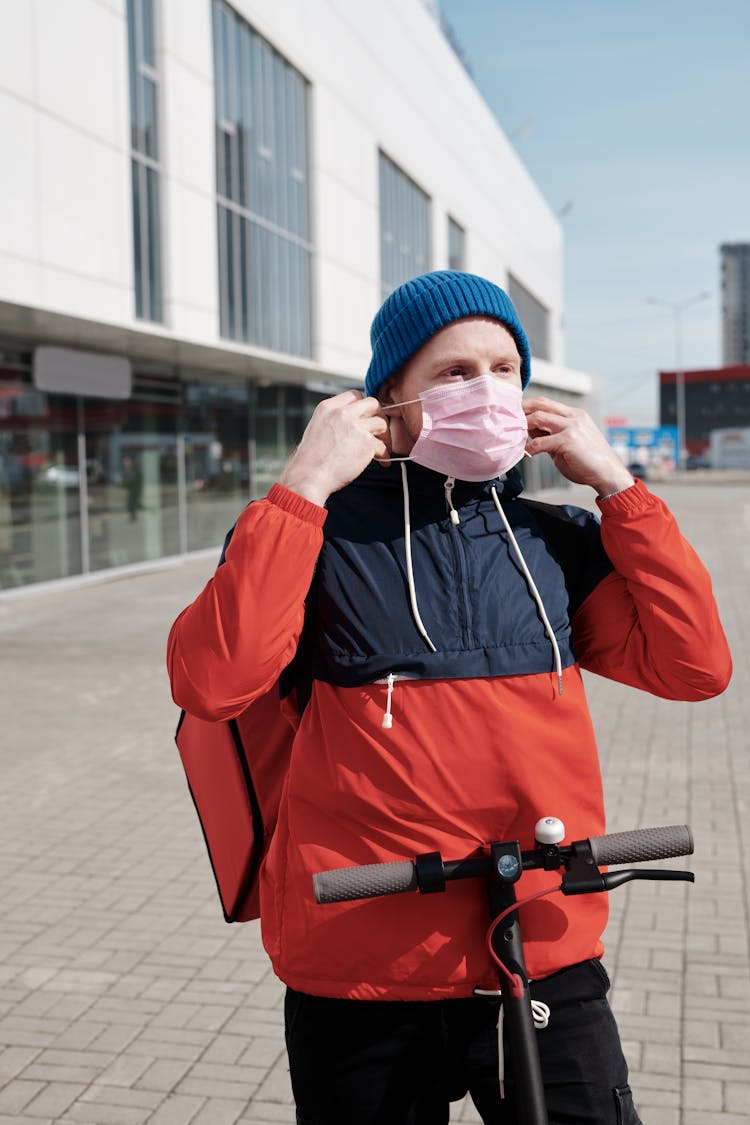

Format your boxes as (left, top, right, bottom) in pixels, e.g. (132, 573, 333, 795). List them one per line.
(382, 673, 395, 729)
(444, 476, 460, 525)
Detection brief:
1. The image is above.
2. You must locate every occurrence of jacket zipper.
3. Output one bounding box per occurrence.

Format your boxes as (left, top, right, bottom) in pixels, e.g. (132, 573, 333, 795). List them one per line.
(443, 477, 472, 646)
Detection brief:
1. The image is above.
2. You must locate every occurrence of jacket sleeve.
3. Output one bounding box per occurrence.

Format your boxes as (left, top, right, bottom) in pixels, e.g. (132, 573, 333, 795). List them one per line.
(166, 483, 327, 721)
(571, 481, 732, 701)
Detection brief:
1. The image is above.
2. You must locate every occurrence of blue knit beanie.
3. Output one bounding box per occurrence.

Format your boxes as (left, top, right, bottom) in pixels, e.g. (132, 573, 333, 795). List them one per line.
(364, 270, 532, 398)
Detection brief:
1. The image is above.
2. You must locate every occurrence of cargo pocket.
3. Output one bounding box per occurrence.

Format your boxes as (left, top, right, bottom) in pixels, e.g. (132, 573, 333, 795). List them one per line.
(614, 1083, 643, 1125)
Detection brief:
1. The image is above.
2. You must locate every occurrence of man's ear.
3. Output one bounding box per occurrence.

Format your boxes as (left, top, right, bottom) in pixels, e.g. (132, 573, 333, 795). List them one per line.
(378, 376, 401, 407)
(377, 380, 393, 406)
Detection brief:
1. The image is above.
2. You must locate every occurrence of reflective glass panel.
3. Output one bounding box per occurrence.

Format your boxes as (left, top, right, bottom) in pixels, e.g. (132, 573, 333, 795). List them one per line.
(126, 0, 162, 323)
(131, 160, 144, 319)
(212, 1, 312, 355)
(379, 152, 431, 300)
(139, 0, 154, 67)
(185, 382, 250, 550)
(145, 167, 163, 322)
(508, 274, 550, 362)
(84, 380, 180, 571)
(253, 385, 285, 496)
(252, 384, 325, 497)
(0, 369, 82, 588)
(141, 75, 158, 159)
(448, 216, 465, 272)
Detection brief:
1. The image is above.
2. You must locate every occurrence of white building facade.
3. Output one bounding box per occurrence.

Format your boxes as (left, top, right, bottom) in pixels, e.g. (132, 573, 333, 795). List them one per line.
(0, 0, 592, 591)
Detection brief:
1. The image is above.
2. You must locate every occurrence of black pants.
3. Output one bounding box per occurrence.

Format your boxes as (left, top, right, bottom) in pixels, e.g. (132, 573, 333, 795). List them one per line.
(285, 959, 643, 1124)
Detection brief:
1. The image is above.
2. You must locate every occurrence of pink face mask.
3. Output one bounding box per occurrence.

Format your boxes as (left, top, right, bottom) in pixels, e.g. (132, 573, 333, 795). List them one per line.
(383, 374, 529, 481)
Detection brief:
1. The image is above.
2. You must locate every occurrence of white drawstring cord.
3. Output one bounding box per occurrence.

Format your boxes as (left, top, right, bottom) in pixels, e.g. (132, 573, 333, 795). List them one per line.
(474, 990, 551, 1098)
(393, 470, 563, 716)
(531, 999, 551, 1028)
(490, 486, 564, 698)
(400, 463, 437, 654)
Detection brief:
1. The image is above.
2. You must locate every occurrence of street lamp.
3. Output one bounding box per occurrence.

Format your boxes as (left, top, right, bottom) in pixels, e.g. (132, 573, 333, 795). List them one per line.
(646, 291, 710, 469)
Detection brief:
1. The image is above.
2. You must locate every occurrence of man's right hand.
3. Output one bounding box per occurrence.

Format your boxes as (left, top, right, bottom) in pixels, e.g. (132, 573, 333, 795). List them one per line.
(278, 390, 390, 507)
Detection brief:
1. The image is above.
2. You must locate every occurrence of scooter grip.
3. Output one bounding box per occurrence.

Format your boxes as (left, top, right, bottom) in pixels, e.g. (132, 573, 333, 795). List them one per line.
(313, 860, 418, 904)
(588, 825, 694, 866)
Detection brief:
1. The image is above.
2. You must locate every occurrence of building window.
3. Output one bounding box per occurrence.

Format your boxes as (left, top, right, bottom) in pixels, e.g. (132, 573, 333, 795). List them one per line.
(85, 376, 181, 571)
(379, 152, 431, 300)
(0, 342, 335, 589)
(447, 216, 465, 271)
(507, 274, 550, 361)
(212, 1, 313, 356)
(126, 0, 163, 323)
(253, 383, 325, 495)
(0, 358, 84, 588)
(184, 381, 250, 552)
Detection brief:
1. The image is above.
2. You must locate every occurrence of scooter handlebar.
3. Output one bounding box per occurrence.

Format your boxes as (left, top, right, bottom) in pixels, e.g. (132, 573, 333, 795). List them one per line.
(587, 824, 693, 867)
(313, 859, 418, 904)
(312, 824, 694, 905)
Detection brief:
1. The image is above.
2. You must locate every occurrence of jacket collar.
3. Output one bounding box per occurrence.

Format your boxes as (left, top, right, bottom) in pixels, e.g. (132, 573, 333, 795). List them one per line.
(357, 458, 525, 501)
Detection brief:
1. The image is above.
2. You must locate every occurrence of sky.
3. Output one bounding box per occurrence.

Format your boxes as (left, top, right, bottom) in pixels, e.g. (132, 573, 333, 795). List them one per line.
(440, 0, 750, 425)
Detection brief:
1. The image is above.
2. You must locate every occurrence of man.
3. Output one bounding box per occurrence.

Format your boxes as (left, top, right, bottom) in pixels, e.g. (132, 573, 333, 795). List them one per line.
(168, 271, 731, 1124)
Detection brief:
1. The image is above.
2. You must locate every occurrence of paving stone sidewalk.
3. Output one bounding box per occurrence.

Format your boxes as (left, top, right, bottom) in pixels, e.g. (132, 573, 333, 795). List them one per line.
(0, 478, 748, 1124)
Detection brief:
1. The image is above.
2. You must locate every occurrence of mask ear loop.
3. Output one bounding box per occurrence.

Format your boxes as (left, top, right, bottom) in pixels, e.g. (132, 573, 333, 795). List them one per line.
(375, 399, 423, 465)
(380, 397, 422, 411)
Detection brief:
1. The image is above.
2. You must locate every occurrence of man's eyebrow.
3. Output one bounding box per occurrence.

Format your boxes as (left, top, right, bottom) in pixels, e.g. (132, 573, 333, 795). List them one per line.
(427, 352, 520, 371)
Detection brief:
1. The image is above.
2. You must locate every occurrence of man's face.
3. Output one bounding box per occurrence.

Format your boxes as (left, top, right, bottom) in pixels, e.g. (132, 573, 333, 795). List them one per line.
(380, 316, 523, 451)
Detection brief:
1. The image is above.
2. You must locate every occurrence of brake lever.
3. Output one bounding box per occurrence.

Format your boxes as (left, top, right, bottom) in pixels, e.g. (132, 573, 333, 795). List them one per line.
(562, 867, 695, 896)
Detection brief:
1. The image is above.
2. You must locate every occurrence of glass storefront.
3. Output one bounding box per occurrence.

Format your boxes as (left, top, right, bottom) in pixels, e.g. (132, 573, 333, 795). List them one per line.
(0, 349, 325, 591)
(0, 371, 83, 586)
(184, 381, 250, 551)
(84, 377, 181, 572)
(254, 383, 324, 496)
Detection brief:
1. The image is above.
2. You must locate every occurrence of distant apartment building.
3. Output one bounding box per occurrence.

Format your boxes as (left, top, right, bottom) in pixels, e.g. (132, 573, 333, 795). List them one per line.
(0, 0, 593, 593)
(721, 242, 750, 365)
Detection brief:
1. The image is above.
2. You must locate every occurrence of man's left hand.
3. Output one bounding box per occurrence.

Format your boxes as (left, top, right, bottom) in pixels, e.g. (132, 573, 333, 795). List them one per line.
(523, 397, 635, 496)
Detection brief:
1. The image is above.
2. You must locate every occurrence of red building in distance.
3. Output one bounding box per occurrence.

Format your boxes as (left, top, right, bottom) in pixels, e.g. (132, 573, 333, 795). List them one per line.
(659, 365, 750, 459)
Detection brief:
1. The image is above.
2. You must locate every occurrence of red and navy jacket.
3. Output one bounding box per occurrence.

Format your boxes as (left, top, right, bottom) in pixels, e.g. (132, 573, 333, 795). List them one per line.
(167, 464, 731, 1000)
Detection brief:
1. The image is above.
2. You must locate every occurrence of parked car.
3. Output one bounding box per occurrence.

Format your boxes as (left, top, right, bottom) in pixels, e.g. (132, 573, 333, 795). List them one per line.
(38, 459, 104, 488)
